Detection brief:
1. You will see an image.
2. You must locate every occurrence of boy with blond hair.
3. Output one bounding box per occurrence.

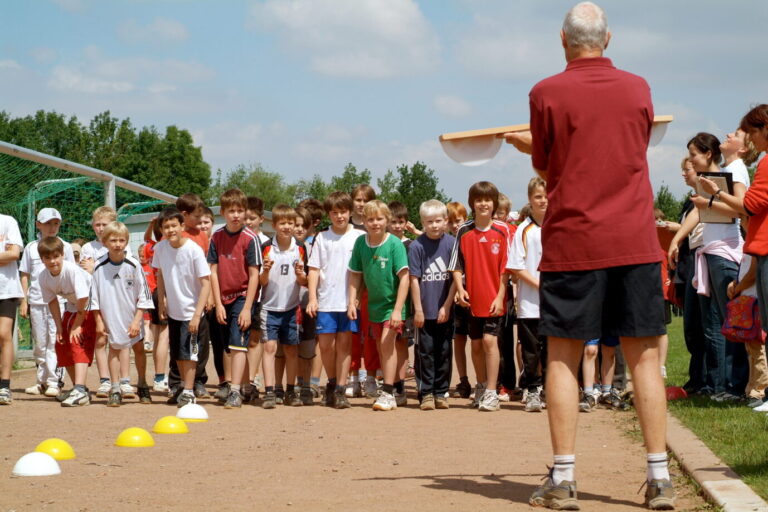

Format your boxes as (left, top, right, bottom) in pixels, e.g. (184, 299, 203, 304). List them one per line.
(20, 208, 74, 397)
(409, 200, 456, 410)
(307, 191, 364, 408)
(348, 200, 410, 411)
(449, 181, 513, 412)
(38, 236, 96, 407)
(90, 221, 154, 406)
(80, 205, 132, 398)
(208, 189, 261, 408)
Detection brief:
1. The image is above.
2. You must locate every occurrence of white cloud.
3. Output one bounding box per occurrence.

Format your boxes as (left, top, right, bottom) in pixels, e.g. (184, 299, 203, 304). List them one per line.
(433, 95, 472, 118)
(49, 66, 135, 94)
(119, 17, 190, 44)
(0, 60, 22, 71)
(29, 47, 59, 65)
(249, 0, 440, 79)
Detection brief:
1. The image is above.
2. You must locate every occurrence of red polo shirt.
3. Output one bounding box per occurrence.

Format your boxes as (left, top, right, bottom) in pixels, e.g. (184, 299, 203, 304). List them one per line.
(529, 57, 661, 272)
(744, 157, 768, 256)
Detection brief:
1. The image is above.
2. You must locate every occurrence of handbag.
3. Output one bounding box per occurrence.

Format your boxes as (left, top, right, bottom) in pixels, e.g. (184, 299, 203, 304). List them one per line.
(721, 295, 766, 343)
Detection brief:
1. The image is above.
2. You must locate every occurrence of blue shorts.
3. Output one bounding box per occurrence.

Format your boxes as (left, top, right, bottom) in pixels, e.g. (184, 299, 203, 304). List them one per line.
(224, 296, 251, 352)
(316, 311, 358, 334)
(584, 336, 620, 347)
(263, 309, 299, 345)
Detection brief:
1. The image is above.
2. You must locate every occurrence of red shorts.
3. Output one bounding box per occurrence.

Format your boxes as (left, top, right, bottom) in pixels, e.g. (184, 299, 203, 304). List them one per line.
(56, 311, 97, 367)
(369, 319, 404, 341)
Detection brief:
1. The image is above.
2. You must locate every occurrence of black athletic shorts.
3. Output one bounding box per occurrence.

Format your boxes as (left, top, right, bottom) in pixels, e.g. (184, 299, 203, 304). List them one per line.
(0, 298, 19, 319)
(150, 290, 168, 326)
(453, 304, 470, 336)
(539, 262, 666, 340)
(467, 315, 503, 340)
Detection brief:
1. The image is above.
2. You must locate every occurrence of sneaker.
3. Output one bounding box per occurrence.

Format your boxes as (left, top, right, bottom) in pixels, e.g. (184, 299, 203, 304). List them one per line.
(498, 386, 512, 402)
(144, 340, 153, 352)
(453, 379, 471, 399)
(285, 390, 303, 407)
(61, 388, 90, 407)
(166, 386, 183, 405)
(420, 394, 435, 411)
(479, 389, 500, 412)
(529, 472, 579, 510)
(44, 385, 61, 397)
(177, 391, 196, 408)
(752, 400, 768, 412)
(373, 391, 397, 411)
(137, 386, 152, 404)
(243, 386, 259, 403)
(56, 388, 72, 403)
(96, 381, 111, 398)
(275, 388, 285, 405)
(435, 396, 450, 409)
(747, 396, 766, 408)
(300, 386, 314, 406)
(364, 377, 378, 398)
(224, 389, 243, 409)
(25, 383, 44, 395)
(712, 392, 745, 403)
(471, 383, 486, 408)
(194, 382, 210, 399)
(578, 391, 597, 413)
(334, 390, 351, 409)
(521, 388, 529, 404)
(395, 390, 407, 407)
(0, 387, 12, 405)
(215, 382, 231, 402)
(262, 391, 277, 409)
(107, 390, 122, 407)
(525, 389, 544, 412)
(644, 478, 676, 510)
(120, 383, 136, 399)
(310, 383, 321, 399)
(323, 386, 336, 407)
(346, 380, 361, 398)
(153, 378, 169, 393)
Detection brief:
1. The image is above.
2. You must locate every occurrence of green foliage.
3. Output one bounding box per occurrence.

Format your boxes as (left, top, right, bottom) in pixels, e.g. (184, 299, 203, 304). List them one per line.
(654, 184, 683, 221)
(330, 163, 372, 195)
(387, 162, 450, 226)
(210, 163, 297, 209)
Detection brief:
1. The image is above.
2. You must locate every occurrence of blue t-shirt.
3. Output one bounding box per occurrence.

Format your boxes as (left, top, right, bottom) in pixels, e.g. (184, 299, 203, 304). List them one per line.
(408, 233, 455, 320)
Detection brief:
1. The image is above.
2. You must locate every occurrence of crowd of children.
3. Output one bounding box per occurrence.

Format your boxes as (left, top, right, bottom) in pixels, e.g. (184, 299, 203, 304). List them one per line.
(0, 177, 644, 415)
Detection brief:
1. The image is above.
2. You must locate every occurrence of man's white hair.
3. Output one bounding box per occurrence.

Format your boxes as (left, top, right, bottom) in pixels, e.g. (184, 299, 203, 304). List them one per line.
(562, 2, 608, 50)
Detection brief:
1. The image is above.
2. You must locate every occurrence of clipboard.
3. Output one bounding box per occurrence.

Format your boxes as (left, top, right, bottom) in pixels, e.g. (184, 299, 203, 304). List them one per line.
(696, 171, 735, 224)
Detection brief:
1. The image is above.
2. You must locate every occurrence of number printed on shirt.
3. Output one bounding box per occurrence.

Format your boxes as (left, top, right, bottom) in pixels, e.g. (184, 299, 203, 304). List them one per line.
(280, 264, 289, 275)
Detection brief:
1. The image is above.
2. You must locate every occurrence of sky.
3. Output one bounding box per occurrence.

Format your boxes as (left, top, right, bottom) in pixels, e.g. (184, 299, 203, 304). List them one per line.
(3, 0, 767, 210)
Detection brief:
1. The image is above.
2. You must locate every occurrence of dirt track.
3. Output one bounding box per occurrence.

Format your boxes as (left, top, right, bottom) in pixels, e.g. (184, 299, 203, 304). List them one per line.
(1, 361, 708, 511)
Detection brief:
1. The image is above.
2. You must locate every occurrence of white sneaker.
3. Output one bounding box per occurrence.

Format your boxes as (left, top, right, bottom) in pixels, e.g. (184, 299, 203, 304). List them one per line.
(25, 383, 43, 395)
(346, 380, 361, 398)
(373, 391, 397, 411)
(120, 383, 136, 398)
(478, 390, 500, 412)
(364, 377, 378, 398)
(96, 381, 111, 398)
(471, 383, 486, 408)
(753, 401, 768, 412)
(44, 385, 61, 397)
(61, 388, 90, 407)
(525, 390, 543, 412)
(254, 374, 264, 391)
(521, 388, 529, 404)
(153, 379, 169, 393)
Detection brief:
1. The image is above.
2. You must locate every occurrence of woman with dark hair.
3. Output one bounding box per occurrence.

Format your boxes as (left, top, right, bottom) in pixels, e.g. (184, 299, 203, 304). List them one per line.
(669, 131, 750, 400)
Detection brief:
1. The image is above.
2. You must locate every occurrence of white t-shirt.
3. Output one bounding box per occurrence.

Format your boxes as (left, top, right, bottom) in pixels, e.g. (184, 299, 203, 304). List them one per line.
(152, 239, 210, 322)
(261, 238, 306, 312)
(0, 214, 24, 300)
(39, 260, 92, 313)
(307, 226, 364, 312)
(507, 217, 543, 319)
(702, 159, 750, 246)
(90, 256, 154, 346)
(81, 239, 133, 265)
(19, 238, 75, 305)
(256, 232, 271, 302)
(738, 255, 757, 298)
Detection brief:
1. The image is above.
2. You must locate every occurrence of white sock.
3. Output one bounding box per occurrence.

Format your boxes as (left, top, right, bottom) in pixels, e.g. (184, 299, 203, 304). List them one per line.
(552, 455, 575, 485)
(647, 452, 670, 481)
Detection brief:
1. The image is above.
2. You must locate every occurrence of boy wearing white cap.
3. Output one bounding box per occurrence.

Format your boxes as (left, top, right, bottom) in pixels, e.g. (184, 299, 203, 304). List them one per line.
(19, 208, 75, 398)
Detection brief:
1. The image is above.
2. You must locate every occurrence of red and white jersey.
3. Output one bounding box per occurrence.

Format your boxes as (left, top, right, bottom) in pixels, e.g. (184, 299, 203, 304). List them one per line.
(261, 237, 307, 312)
(449, 219, 513, 318)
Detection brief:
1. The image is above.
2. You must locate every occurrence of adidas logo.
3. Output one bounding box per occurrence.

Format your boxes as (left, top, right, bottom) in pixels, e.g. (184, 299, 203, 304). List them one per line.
(112, 274, 121, 279)
(479, 235, 487, 243)
(423, 257, 451, 282)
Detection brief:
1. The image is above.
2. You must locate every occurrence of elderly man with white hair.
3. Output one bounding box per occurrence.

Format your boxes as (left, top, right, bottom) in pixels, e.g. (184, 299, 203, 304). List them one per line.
(507, 2, 675, 510)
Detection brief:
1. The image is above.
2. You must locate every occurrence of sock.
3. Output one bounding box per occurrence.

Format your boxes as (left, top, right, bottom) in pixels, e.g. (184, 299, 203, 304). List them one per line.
(601, 384, 611, 394)
(276, 385, 284, 394)
(310, 376, 320, 386)
(552, 455, 575, 485)
(182, 388, 194, 395)
(111, 382, 120, 392)
(231, 384, 241, 392)
(376, 369, 383, 379)
(647, 453, 670, 482)
(74, 384, 86, 392)
(154, 373, 165, 382)
(120, 378, 130, 386)
(0, 379, 10, 389)
(358, 369, 368, 381)
(328, 378, 337, 388)
(296, 376, 304, 387)
(287, 384, 295, 393)
(335, 385, 345, 394)
(265, 386, 274, 393)
(382, 384, 394, 395)
(394, 380, 404, 394)
(100, 377, 109, 384)
(583, 386, 594, 395)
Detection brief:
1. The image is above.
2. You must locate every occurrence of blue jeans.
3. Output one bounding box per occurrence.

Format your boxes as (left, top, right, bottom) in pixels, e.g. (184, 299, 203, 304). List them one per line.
(705, 254, 748, 395)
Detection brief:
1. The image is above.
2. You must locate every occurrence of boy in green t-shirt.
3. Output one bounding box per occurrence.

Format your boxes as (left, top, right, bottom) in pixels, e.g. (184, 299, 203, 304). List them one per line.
(347, 200, 409, 411)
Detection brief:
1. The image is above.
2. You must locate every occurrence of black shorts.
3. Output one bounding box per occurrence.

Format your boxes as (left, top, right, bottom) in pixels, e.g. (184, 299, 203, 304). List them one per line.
(0, 298, 19, 319)
(539, 262, 666, 340)
(150, 290, 167, 326)
(453, 304, 470, 336)
(168, 315, 209, 362)
(299, 308, 316, 341)
(467, 315, 503, 340)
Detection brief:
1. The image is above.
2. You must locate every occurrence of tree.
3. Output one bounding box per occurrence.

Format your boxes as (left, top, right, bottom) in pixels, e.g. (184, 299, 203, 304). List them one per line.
(329, 163, 372, 195)
(295, 174, 332, 204)
(209, 163, 296, 209)
(390, 162, 450, 226)
(654, 184, 682, 221)
(376, 170, 401, 204)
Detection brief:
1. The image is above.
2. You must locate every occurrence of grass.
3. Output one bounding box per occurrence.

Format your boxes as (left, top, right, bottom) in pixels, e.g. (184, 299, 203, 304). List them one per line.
(666, 315, 768, 501)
